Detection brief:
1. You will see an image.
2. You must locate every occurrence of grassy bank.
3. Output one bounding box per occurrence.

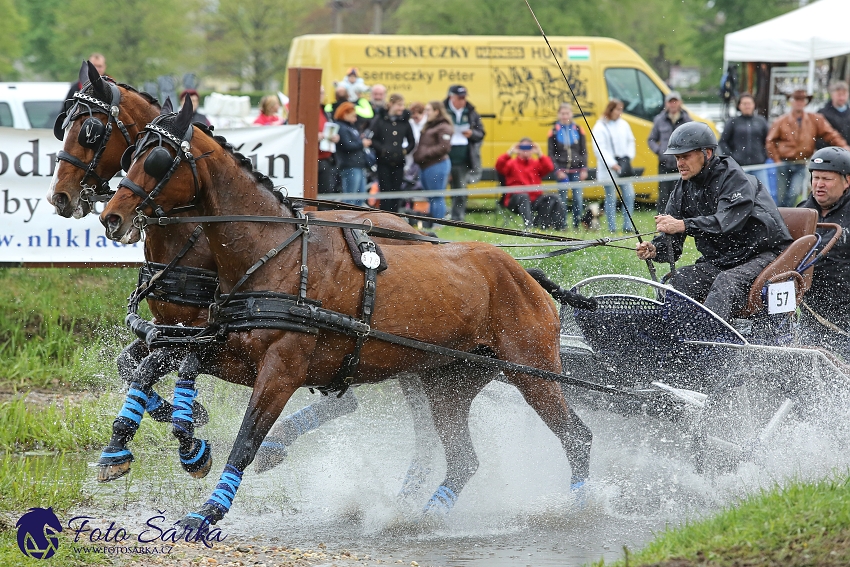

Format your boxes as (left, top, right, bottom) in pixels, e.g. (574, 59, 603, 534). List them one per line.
(594, 476, 850, 567)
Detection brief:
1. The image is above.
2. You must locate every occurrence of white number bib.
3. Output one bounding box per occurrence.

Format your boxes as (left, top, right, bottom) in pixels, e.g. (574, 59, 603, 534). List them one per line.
(767, 280, 796, 314)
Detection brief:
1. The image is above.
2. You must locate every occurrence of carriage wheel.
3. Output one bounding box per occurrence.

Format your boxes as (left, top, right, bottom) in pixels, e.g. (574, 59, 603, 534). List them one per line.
(692, 370, 794, 476)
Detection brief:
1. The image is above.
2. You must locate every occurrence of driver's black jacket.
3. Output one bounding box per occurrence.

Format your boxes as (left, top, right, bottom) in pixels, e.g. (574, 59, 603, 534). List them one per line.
(652, 155, 792, 269)
(800, 189, 850, 325)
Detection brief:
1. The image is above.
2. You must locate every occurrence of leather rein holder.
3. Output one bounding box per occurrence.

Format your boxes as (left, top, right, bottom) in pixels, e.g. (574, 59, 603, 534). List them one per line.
(55, 84, 133, 203)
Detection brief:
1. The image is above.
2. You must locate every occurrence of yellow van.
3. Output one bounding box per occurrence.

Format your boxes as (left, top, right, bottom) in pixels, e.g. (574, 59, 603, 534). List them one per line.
(287, 34, 710, 203)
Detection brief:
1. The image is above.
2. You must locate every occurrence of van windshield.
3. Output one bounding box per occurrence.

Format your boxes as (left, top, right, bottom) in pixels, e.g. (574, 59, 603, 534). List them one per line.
(24, 101, 64, 129)
(604, 68, 664, 121)
(0, 102, 12, 127)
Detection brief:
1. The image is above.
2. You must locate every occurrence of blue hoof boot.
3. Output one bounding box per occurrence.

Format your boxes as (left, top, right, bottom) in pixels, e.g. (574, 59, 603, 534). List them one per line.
(180, 439, 212, 479)
(422, 485, 457, 516)
(254, 439, 288, 474)
(97, 447, 133, 482)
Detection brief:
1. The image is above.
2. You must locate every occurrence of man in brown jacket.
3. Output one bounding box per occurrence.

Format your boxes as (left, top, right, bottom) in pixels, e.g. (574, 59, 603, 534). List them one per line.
(766, 89, 849, 207)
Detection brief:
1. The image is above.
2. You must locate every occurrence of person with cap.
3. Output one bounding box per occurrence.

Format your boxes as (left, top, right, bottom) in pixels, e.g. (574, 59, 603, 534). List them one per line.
(180, 89, 211, 126)
(798, 147, 850, 355)
(636, 122, 793, 322)
(443, 84, 485, 221)
(817, 81, 850, 150)
(339, 67, 366, 102)
(648, 91, 692, 214)
(766, 89, 849, 207)
(719, 92, 769, 192)
(495, 137, 564, 229)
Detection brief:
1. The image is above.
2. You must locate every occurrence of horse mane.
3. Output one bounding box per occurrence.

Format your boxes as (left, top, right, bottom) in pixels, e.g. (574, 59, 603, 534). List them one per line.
(116, 82, 161, 110)
(194, 122, 276, 193)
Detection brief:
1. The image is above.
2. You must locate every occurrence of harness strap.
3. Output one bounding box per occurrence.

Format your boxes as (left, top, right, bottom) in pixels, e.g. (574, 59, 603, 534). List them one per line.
(319, 229, 381, 397)
(215, 228, 306, 312)
(129, 225, 206, 311)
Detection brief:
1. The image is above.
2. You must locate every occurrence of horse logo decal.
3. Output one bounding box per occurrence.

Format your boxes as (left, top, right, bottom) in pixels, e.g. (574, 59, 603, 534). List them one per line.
(16, 507, 63, 559)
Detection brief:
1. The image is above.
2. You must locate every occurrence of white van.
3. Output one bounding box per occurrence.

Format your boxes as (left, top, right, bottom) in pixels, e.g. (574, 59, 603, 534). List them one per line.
(0, 82, 70, 129)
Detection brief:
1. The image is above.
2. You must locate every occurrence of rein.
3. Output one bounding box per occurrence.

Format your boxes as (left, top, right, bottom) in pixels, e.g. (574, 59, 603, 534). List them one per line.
(54, 84, 133, 204)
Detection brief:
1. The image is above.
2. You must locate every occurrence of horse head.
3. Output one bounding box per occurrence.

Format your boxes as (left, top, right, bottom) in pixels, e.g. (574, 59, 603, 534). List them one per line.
(48, 60, 160, 219)
(101, 96, 204, 244)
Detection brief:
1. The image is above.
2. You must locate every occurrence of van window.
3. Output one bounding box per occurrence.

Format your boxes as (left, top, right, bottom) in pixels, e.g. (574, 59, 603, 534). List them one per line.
(604, 68, 664, 121)
(24, 101, 63, 129)
(0, 102, 12, 127)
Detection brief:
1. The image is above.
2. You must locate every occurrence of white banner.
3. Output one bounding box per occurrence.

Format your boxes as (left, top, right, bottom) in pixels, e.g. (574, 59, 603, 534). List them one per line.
(0, 125, 304, 264)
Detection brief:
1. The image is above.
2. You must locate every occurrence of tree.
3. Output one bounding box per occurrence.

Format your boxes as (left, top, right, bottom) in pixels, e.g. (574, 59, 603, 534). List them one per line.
(0, 0, 26, 79)
(687, 0, 799, 87)
(23, 0, 202, 86)
(205, 0, 325, 91)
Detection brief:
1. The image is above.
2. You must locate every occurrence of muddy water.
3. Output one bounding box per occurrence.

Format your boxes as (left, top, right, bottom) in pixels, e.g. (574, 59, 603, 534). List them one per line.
(74, 378, 850, 566)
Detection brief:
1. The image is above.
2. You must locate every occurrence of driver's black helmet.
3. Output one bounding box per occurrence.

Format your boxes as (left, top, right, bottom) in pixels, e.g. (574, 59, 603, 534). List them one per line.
(808, 146, 850, 176)
(663, 122, 717, 155)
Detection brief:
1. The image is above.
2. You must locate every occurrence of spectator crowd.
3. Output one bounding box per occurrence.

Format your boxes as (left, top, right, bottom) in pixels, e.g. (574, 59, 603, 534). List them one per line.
(245, 66, 850, 233)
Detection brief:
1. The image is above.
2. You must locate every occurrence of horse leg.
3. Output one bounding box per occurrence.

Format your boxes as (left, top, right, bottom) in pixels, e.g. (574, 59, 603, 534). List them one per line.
(397, 374, 437, 500)
(419, 363, 490, 515)
(97, 346, 184, 482)
(116, 340, 209, 426)
(254, 386, 359, 473)
(508, 376, 592, 490)
(176, 343, 303, 531)
(171, 351, 213, 479)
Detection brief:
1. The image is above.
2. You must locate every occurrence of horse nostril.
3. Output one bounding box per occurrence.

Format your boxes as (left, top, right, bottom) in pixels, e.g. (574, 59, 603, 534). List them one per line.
(105, 214, 122, 232)
(53, 193, 69, 209)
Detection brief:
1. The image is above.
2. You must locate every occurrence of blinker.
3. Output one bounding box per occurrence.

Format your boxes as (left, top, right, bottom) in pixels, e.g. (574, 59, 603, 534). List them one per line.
(144, 146, 174, 180)
(120, 145, 136, 172)
(78, 117, 106, 149)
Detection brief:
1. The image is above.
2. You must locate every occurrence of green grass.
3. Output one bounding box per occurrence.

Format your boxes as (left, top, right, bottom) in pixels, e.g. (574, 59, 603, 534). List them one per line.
(593, 476, 850, 567)
(0, 267, 140, 390)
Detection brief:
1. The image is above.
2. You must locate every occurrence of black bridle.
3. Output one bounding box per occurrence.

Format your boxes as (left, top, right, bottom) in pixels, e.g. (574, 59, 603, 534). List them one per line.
(53, 82, 134, 204)
(118, 116, 207, 220)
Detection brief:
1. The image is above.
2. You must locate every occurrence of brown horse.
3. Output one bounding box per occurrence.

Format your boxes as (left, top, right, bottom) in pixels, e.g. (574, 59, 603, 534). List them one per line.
(47, 62, 443, 486)
(100, 98, 593, 531)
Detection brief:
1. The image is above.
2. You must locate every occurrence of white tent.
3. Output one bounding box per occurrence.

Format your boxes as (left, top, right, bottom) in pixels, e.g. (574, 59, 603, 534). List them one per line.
(723, 0, 850, 92)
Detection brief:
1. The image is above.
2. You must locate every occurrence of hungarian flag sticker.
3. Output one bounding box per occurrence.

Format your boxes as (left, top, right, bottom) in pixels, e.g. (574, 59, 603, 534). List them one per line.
(567, 46, 590, 61)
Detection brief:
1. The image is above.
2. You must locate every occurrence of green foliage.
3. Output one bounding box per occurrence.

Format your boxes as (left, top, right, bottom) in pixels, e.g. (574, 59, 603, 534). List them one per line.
(686, 0, 799, 88)
(0, 0, 26, 79)
(594, 475, 850, 566)
(205, 0, 325, 90)
(14, 0, 202, 85)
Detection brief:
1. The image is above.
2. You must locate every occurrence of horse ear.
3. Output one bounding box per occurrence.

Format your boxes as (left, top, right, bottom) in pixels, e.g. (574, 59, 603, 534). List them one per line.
(78, 61, 89, 88)
(173, 94, 194, 133)
(87, 61, 109, 101)
(161, 98, 174, 115)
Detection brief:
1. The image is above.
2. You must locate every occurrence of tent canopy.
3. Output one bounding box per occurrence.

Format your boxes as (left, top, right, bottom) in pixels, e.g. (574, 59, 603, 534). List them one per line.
(724, 0, 850, 63)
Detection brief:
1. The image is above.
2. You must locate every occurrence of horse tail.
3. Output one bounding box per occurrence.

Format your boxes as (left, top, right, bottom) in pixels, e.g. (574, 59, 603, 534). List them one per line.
(526, 268, 597, 311)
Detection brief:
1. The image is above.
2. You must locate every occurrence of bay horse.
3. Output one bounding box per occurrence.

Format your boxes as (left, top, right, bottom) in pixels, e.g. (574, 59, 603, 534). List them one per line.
(47, 61, 444, 492)
(99, 98, 593, 531)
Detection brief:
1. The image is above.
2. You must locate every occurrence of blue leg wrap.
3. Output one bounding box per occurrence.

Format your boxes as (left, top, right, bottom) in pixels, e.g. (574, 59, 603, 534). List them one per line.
(117, 385, 149, 427)
(423, 484, 458, 515)
(288, 405, 320, 436)
(205, 464, 243, 515)
(98, 447, 133, 465)
(172, 380, 197, 433)
(145, 391, 164, 413)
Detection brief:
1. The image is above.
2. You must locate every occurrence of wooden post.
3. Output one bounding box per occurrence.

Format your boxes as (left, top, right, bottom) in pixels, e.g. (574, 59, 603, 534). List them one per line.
(288, 67, 322, 202)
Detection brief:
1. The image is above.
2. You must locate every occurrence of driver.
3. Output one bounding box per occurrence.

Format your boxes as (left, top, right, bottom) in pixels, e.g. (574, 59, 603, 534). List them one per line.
(799, 147, 850, 354)
(636, 122, 792, 322)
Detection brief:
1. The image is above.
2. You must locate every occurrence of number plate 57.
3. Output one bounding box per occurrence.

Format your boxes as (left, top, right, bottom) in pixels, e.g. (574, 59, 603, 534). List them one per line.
(768, 280, 796, 314)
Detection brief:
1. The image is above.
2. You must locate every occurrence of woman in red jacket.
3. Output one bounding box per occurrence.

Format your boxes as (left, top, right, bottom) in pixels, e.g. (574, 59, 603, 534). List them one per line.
(496, 137, 564, 229)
